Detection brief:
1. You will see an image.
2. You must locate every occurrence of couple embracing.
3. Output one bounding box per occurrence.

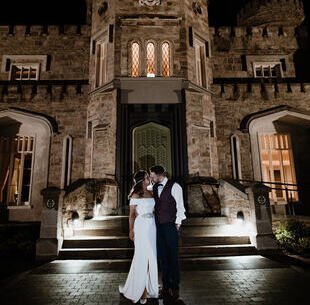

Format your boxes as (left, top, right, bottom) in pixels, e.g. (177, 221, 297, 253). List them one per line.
(119, 165, 186, 304)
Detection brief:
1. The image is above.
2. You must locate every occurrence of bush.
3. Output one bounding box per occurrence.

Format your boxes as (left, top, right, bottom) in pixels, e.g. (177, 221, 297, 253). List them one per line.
(275, 219, 310, 254)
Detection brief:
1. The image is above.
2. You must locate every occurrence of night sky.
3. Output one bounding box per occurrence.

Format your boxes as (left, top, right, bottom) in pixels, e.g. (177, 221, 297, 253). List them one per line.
(0, 0, 308, 25)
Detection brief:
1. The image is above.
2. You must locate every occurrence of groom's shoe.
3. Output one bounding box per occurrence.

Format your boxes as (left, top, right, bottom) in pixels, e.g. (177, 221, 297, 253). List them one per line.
(159, 287, 169, 300)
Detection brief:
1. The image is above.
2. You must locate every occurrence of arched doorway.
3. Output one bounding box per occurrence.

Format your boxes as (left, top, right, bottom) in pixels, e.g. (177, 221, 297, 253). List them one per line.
(132, 122, 172, 176)
(117, 103, 187, 213)
(0, 109, 54, 221)
(246, 107, 310, 215)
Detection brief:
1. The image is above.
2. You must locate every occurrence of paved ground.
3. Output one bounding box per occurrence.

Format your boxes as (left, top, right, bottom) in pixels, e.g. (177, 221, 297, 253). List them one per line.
(0, 255, 309, 305)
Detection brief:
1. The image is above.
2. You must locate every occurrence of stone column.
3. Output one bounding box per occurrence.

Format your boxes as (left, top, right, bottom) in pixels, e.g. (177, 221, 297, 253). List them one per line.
(36, 187, 62, 261)
(246, 183, 279, 252)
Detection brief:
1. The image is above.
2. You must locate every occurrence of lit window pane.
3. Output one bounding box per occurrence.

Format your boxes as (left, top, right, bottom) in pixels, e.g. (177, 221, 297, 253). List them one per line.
(259, 133, 298, 202)
(147, 42, 156, 77)
(162, 42, 170, 77)
(131, 42, 140, 77)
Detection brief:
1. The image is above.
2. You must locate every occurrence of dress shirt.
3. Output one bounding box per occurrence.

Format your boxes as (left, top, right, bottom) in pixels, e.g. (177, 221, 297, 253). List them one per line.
(157, 177, 186, 225)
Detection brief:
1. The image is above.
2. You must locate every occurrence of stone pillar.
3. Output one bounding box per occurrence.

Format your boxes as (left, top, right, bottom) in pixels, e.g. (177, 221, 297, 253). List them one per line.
(246, 183, 279, 251)
(36, 187, 62, 261)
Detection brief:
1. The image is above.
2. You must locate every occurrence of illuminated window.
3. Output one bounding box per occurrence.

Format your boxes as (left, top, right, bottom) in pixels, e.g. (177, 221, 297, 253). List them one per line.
(3, 136, 35, 206)
(131, 42, 140, 77)
(194, 39, 207, 87)
(146, 42, 156, 77)
(161, 42, 171, 77)
(11, 64, 39, 80)
(254, 62, 282, 78)
(259, 133, 298, 202)
(95, 40, 107, 87)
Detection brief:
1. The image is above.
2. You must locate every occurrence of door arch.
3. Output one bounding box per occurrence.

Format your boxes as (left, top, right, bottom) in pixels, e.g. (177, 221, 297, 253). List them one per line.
(132, 122, 172, 176)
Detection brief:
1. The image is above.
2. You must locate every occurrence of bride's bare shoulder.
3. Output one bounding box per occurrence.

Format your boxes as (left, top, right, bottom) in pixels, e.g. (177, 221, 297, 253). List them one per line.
(130, 193, 140, 199)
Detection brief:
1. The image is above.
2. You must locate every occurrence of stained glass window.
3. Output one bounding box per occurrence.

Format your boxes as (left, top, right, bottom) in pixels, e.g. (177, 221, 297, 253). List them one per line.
(161, 42, 170, 77)
(146, 42, 156, 77)
(131, 42, 140, 77)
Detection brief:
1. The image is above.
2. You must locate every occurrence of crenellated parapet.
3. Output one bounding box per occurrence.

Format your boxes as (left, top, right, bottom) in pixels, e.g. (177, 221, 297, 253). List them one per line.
(237, 0, 305, 27)
(210, 25, 299, 44)
(212, 79, 310, 101)
(0, 24, 91, 38)
(0, 80, 89, 103)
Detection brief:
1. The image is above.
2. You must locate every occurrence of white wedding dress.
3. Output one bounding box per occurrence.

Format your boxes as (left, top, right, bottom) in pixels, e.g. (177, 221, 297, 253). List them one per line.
(119, 198, 159, 303)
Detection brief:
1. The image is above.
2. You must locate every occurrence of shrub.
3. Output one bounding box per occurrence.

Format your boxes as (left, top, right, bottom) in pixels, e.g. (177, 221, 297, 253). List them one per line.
(275, 219, 310, 254)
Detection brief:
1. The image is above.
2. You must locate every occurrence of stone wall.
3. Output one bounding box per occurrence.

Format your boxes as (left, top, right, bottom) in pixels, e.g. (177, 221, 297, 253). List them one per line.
(218, 180, 251, 224)
(0, 25, 90, 81)
(185, 91, 218, 178)
(86, 90, 118, 179)
(213, 81, 310, 180)
(211, 25, 299, 79)
(0, 23, 91, 222)
(237, 0, 304, 27)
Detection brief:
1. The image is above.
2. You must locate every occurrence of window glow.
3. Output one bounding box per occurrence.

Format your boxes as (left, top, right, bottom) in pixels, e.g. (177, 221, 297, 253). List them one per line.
(146, 42, 156, 77)
(131, 42, 140, 77)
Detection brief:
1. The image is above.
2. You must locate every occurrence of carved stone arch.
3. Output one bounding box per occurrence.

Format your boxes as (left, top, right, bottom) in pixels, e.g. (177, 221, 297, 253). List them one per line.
(132, 122, 172, 176)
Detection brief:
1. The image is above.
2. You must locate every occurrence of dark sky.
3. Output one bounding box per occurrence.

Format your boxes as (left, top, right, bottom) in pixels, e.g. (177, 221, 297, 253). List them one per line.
(0, 0, 308, 25)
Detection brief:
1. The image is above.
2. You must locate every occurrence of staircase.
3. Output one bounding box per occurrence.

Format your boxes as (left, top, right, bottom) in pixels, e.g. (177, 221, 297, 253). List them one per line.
(59, 216, 257, 270)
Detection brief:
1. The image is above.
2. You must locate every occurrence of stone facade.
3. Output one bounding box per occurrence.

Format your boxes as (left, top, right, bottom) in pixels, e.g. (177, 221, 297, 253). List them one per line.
(0, 0, 309, 257)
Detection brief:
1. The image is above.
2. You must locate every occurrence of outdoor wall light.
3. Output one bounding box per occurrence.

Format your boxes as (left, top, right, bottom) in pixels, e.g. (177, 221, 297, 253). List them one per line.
(237, 211, 245, 222)
(72, 211, 80, 227)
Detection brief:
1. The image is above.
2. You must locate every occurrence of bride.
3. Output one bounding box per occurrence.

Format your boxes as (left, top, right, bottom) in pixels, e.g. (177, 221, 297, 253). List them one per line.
(119, 170, 159, 304)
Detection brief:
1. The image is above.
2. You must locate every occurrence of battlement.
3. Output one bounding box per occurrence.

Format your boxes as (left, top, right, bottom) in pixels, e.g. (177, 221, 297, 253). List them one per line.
(212, 79, 310, 100)
(237, 0, 304, 26)
(210, 25, 298, 40)
(0, 80, 89, 102)
(0, 24, 91, 38)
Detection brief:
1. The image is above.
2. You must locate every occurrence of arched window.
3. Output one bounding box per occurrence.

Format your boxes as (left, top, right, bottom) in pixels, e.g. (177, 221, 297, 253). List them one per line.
(146, 42, 156, 77)
(161, 42, 171, 77)
(131, 42, 140, 77)
(61, 136, 72, 189)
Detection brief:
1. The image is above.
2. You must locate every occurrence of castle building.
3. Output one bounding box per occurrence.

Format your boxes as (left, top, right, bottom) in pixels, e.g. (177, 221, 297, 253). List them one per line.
(0, 0, 309, 259)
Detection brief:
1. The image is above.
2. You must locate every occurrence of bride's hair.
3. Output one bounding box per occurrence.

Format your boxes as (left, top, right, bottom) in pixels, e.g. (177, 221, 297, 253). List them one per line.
(128, 170, 148, 199)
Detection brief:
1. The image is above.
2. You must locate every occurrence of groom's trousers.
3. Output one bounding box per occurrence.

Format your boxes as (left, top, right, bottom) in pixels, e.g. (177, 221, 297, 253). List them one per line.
(157, 222, 180, 290)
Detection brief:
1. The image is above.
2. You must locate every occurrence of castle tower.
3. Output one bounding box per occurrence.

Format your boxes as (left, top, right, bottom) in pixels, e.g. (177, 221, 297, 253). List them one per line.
(87, 0, 217, 214)
(237, 0, 305, 27)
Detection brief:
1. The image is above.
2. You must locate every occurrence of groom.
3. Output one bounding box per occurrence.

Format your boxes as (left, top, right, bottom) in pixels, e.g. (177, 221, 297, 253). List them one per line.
(149, 165, 186, 303)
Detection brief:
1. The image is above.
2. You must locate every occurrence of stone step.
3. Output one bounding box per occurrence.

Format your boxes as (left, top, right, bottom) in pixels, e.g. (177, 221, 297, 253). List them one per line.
(181, 224, 243, 236)
(72, 217, 231, 236)
(82, 216, 129, 229)
(72, 224, 242, 237)
(182, 217, 229, 226)
(59, 245, 257, 260)
(73, 228, 127, 237)
(63, 235, 251, 249)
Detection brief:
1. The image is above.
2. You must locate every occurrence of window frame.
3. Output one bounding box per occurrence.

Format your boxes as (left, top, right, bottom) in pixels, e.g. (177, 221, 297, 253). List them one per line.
(258, 133, 298, 203)
(145, 40, 157, 77)
(95, 38, 108, 87)
(161, 41, 172, 77)
(6, 135, 36, 206)
(253, 62, 283, 78)
(10, 63, 40, 81)
(131, 41, 141, 77)
(194, 37, 208, 88)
